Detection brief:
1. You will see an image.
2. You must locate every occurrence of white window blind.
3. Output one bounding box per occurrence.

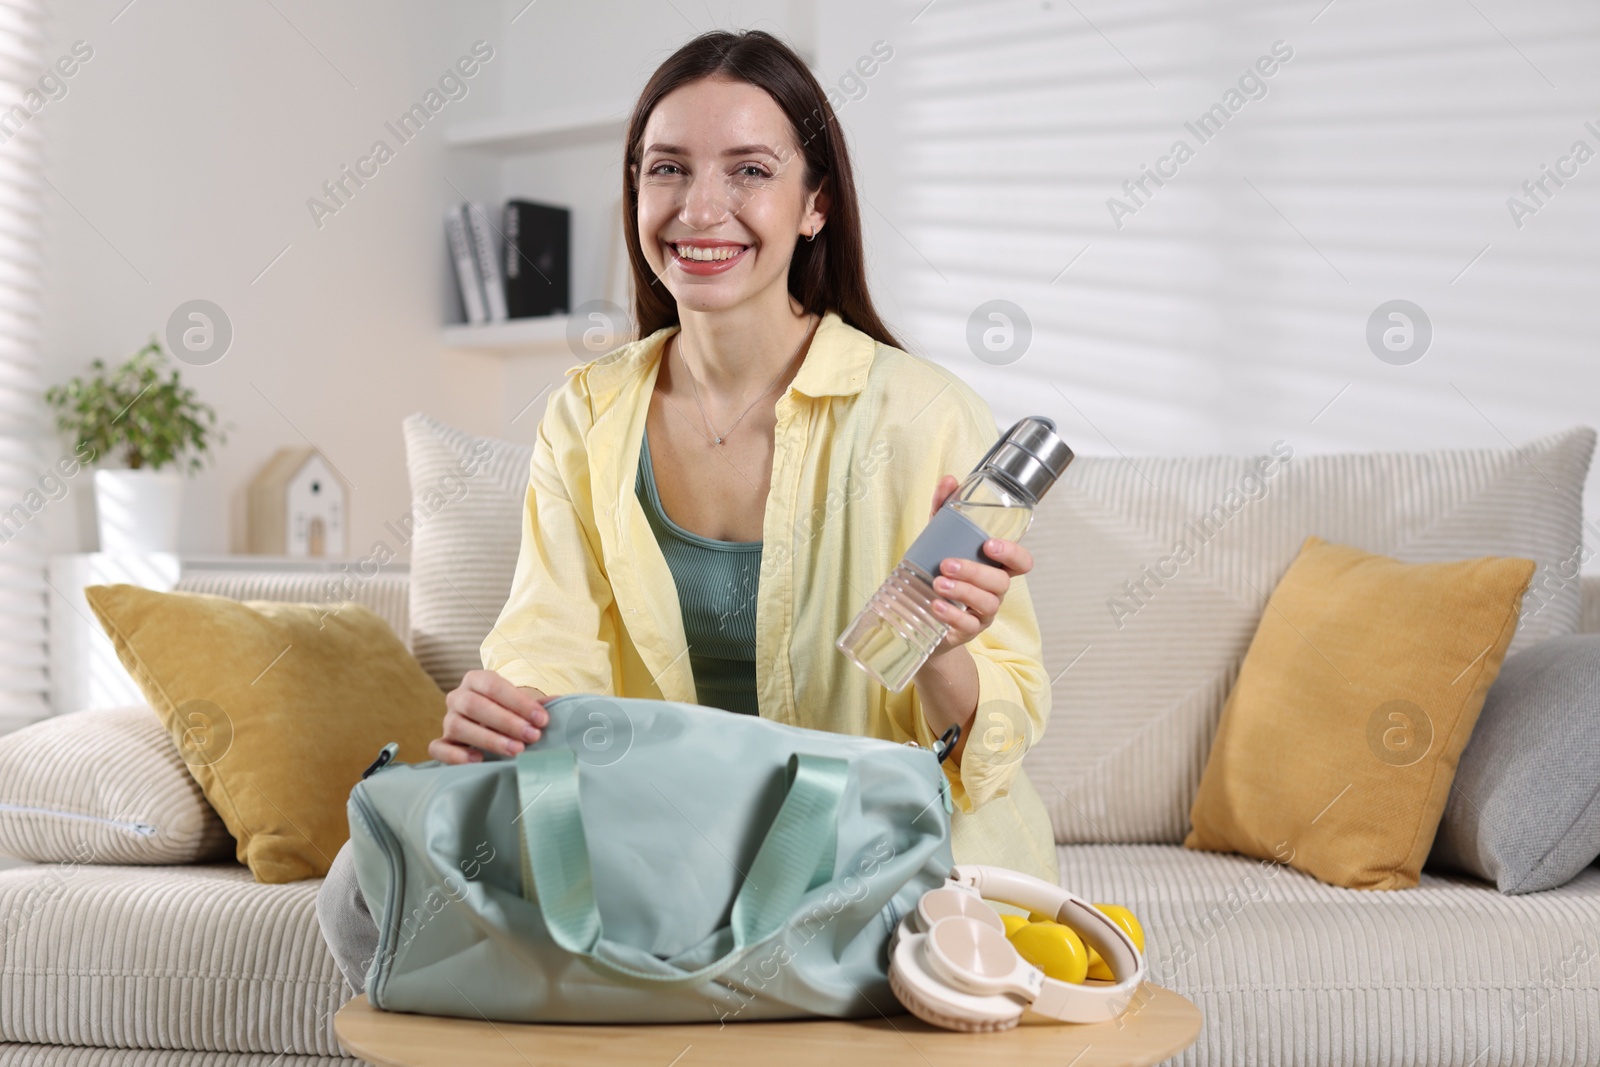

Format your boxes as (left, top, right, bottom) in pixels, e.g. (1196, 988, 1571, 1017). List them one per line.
(0, 0, 49, 729)
(878, 0, 1600, 482)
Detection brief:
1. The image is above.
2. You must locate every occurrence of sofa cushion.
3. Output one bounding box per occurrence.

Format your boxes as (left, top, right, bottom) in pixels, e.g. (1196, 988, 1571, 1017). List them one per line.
(402, 412, 536, 694)
(0, 862, 348, 1056)
(1024, 427, 1595, 845)
(1057, 843, 1600, 1066)
(0, 704, 233, 866)
(0, 1046, 349, 1065)
(83, 586, 449, 884)
(1429, 634, 1600, 893)
(1185, 537, 1533, 890)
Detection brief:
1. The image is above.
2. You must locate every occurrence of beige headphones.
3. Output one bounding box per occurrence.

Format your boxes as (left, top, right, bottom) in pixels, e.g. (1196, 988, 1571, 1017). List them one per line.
(888, 865, 1146, 1031)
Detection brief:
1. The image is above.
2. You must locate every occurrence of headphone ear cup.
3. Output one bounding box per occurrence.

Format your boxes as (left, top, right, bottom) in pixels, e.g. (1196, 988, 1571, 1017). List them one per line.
(887, 927, 1027, 1033)
(889, 960, 1020, 1033)
(915, 886, 1005, 936)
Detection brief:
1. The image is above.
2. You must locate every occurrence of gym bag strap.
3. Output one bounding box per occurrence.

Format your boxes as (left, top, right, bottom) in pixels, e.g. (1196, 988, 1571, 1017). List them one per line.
(516, 747, 847, 989)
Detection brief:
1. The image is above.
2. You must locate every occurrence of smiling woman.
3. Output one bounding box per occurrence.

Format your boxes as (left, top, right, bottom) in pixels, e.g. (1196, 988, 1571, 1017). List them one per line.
(471, 28, 1058, 876)
(317, 26, 1061, 997)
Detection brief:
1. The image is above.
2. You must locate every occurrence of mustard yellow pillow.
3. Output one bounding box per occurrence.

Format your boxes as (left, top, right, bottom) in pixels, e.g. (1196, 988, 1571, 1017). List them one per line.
(1183, 536, 1534, 890)
(84, 584, 447, 883)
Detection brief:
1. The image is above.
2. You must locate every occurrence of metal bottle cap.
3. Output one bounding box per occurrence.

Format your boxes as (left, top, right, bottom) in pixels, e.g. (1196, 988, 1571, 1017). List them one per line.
(977, 416, 1074, 503)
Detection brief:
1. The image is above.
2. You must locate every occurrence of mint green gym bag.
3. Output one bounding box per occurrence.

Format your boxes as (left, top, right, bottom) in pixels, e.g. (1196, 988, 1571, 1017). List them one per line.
(346, 693, 955, 1023)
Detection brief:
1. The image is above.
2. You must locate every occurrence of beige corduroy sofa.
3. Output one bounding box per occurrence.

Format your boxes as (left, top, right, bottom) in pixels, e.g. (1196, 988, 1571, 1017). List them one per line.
(1, 412, 1597, 1066)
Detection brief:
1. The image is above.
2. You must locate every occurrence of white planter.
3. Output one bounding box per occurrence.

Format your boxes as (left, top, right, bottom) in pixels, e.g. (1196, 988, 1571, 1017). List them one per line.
(94, 468, 185, 554)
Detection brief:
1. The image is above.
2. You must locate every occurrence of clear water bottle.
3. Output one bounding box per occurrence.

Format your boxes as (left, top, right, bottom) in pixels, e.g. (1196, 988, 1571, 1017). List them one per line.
(837, 416, 1075, 692)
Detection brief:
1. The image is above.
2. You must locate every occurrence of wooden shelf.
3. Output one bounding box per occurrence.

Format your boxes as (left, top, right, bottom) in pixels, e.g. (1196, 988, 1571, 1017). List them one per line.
(446, 106, 628, 154)
(441, 315, 571, 353)
(442, 105, 624, 355)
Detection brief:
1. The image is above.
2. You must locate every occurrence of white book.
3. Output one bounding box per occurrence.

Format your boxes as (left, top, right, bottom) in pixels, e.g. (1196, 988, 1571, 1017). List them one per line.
(446, 203, 487, 325)
(467, 201, 509, 322)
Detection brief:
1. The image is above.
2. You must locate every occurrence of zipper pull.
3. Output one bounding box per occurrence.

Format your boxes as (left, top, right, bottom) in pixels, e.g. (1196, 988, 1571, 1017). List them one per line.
(361, 741, 399, 780)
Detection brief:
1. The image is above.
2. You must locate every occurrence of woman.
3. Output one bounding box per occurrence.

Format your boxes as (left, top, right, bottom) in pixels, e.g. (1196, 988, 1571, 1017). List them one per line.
(318, 28, 1057, 995)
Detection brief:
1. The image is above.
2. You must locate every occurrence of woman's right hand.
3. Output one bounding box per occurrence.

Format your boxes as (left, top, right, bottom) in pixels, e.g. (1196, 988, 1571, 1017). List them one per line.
(430, 669, 553, 764)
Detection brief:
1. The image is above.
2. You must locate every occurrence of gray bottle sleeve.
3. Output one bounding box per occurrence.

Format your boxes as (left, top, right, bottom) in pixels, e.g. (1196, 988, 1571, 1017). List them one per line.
(901, 506, 997, 575)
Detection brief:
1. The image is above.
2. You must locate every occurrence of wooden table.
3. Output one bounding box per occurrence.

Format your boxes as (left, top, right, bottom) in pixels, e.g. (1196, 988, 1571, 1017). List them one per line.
(335, 983, 1202, 1067)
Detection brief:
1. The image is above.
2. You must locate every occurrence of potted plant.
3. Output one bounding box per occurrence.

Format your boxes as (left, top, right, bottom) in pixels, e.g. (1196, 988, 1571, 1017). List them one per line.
(45, 338, 229, 554)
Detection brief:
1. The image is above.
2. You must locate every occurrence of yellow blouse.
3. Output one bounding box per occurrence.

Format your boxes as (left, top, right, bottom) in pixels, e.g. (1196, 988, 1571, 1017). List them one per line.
(480, 309, 1059, 884)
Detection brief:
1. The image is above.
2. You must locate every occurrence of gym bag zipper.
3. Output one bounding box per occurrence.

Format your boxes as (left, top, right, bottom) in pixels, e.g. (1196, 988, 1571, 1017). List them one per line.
(350, 744, 405, 1008)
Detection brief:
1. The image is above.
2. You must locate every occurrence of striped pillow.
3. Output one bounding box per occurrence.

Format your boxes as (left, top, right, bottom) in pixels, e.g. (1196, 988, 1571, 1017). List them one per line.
(402, 413, 536, 694)
(1022, 427, 1595, 846)
(0, 704, 233, 865)
(176, 570, 410, 651)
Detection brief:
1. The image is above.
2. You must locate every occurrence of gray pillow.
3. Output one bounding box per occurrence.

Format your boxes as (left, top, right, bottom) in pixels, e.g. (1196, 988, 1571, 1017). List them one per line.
(1429, 634, 1600, 893)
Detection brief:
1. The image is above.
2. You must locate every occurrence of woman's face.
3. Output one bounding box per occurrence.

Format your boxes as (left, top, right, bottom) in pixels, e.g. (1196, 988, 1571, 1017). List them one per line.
(634, 75, 825, 315)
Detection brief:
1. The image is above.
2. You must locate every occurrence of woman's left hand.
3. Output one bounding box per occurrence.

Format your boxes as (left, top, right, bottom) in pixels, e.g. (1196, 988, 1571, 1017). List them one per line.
(923, 474, 1033, 658)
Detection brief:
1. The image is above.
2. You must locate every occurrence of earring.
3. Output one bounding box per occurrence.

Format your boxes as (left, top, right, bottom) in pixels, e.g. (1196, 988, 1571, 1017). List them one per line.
(806, 225, 819, 242)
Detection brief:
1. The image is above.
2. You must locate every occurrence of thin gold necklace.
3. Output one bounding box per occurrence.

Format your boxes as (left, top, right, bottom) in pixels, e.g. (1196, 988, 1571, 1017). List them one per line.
(677, 313, 817, 445)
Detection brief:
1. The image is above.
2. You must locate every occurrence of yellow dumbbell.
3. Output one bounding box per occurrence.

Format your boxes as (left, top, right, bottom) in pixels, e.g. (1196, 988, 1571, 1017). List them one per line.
(1008, 919, 1089, 984)
(1000, 913, 1031, 938)
(1022, 903, 1146, 982)
(1086, 904, 1145, 980)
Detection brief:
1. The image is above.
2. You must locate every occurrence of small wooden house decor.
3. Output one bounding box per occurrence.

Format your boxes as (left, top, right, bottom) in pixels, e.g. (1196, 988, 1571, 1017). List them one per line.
(247, 447, 348, 557)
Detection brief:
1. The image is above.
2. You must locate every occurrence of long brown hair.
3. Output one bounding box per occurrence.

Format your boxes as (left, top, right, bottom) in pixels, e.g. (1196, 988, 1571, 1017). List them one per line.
(622, 29, 905, 352)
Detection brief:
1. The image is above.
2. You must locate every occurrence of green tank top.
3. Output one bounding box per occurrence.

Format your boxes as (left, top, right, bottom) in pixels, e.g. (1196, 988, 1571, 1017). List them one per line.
(635, 430, 762, 716)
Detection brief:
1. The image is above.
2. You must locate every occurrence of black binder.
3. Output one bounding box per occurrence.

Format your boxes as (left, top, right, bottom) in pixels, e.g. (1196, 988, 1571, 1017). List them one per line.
(501, 199, 570, 318)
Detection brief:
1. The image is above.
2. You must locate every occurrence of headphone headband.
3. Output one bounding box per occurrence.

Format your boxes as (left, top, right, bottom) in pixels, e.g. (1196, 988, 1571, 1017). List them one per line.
(888, 865, 1147, 1030)
(950, 864, 1144, 996)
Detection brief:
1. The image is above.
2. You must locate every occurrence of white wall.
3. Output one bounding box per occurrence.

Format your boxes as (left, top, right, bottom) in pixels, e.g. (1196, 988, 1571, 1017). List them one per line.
(36, 0, 810, 559)
(829, 0, 1600, 563)
(38, 0, 513, 558)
